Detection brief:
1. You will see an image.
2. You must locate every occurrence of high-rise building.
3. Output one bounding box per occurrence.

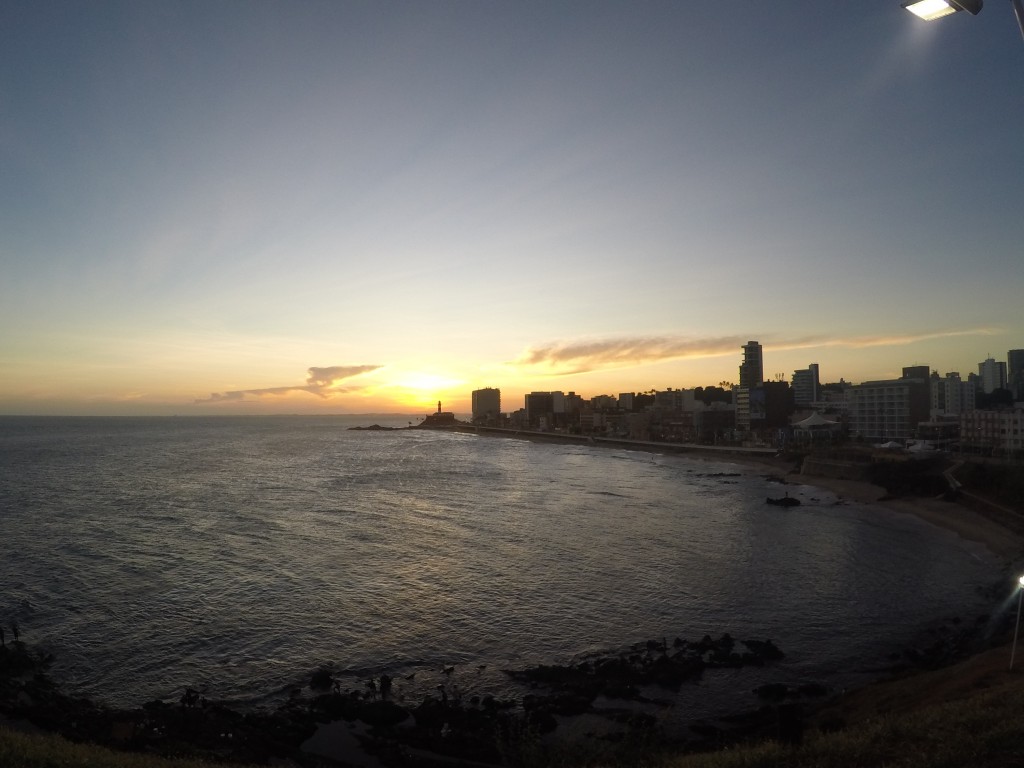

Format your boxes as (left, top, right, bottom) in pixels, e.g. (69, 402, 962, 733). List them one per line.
(792, 363, 820, 407)
(930, 372, 975, 417)
(471, 388, 501, 425)
(978, 357, 1007, 394)
(1008, 349, 1024, 401)
(739, 341, 763, 389)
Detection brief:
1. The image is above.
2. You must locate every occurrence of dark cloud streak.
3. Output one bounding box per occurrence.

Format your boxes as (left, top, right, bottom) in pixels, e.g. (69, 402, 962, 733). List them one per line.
(196, 365, 381, 403)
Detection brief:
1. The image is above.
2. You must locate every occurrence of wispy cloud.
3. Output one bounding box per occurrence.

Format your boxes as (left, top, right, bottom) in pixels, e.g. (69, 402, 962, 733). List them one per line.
(809, 329, 1001, 350)
(196, 365, 382, 403)
(514, 328, 1001, 375)
(515, 336, 748, 375)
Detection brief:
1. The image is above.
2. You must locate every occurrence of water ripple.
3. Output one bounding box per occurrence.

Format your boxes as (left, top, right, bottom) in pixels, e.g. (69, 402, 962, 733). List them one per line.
(0, 415, 1000, 712)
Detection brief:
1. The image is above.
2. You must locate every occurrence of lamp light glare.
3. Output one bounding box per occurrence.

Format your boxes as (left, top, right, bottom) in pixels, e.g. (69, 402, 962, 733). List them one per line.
(903, 0, 959, 19)
(1017, 575, 1024, 588)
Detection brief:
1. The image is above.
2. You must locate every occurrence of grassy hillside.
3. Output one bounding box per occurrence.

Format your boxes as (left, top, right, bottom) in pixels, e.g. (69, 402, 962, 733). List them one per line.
(6, 681, 1024, 768)
(956, 461, 1024, 511)
(0, 726, 241, 768)
(666, 692, 1024, 768)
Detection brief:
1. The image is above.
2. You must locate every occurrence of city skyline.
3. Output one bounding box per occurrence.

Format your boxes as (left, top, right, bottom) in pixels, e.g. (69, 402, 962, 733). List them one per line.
(3, 3, 1022, 416)
(479, 344, 1024, 409)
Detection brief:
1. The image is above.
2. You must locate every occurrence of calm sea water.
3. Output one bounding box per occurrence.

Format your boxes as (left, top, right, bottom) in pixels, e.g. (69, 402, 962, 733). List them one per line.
(0, 415, 1002, 719)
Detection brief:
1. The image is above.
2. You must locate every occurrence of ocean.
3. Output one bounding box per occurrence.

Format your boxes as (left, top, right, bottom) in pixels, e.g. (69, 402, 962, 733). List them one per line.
(0, 415, 1002, 722)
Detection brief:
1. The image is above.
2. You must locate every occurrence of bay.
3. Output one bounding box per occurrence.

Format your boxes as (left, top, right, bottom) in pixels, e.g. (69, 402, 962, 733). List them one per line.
(0, 415, 999, 720)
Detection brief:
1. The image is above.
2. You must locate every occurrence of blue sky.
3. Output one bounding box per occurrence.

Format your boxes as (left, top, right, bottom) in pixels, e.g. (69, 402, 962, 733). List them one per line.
(2, 1, 1022, 414)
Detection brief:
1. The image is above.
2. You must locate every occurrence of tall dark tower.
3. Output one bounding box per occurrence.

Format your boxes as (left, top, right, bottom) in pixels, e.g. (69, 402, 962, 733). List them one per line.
(1009, 349, 1024, 401)
(739, 341, 763, 389)
(437, 401, 442, 414)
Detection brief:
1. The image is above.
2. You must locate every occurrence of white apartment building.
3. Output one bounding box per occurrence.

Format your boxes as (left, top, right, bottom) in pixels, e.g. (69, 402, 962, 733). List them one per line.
(961, 408, 1024, 454)
(978, 357, 1008, 394)
(930, 372, 976, 417)
(848, 377, 930, 441)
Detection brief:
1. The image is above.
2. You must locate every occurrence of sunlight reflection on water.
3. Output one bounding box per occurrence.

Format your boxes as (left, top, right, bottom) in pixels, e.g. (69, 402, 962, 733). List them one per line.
(0, 416, 1001, 717)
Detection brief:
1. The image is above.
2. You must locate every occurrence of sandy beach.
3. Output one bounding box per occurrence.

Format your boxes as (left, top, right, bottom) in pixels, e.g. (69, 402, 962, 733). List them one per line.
(799, 469, 1022, 564)
(465, 427, 1024, 565)
(716, 450, 1024, 564)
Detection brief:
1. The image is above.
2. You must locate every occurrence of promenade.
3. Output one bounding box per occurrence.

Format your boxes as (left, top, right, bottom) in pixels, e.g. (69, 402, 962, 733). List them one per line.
(451, 424, 780, 459)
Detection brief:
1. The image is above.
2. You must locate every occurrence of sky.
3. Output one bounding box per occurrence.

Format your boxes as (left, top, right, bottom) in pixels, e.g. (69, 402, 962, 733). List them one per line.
(2, 1, 1022, 416)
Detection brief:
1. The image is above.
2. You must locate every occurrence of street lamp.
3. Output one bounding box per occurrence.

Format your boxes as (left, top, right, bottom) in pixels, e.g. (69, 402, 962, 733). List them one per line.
(902, 0, 982, 19)
(1010, 574, 1024, 670)
(902, 0, 1024, 40)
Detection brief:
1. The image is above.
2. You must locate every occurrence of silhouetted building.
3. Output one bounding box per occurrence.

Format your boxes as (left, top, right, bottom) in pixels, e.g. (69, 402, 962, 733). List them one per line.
(792, 364, 819, 407)
(695, 404, 735, 443)
(654, 388, 683, 412)
(902, 365, 930, 380)
(739, 341, 763, 389)
(421, 401, 456, 427)
(524, 392, 555, 429)
(471, 388, 501, 425)
(762, 381, 795, 428)
(1007, 349, 1024, 401)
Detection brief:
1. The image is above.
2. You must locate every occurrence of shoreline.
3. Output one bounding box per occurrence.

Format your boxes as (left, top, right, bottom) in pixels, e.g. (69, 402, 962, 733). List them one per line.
(6, 426, 1022, 765)
(454, 425, 1024, 564)
(715, 450, 1024, 564)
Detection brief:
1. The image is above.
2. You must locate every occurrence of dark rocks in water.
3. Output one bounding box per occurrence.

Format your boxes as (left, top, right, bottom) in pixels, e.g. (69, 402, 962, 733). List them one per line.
(309, 666, 335, 691)
(347, 424, 399, 431)
(507, 633, 785, 708)
(1, 634, 786, 767)
(742, 639, 785, 661)
(766, 495, 801, 507)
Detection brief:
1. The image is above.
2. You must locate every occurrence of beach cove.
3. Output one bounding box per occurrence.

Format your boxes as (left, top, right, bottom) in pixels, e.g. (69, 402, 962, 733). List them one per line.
(452, 423, 1024, 563)
(1, 416, 1021, 765)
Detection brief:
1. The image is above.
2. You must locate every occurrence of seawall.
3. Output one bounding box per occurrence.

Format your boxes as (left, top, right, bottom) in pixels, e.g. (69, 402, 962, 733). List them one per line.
(800, 455, 869, 482)
(449, 424, 781, 460)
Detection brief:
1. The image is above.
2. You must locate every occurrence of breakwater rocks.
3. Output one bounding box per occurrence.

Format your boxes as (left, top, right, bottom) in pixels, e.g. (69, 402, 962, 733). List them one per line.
(1, 633, 798, 766)
(508, 634, 784, 705)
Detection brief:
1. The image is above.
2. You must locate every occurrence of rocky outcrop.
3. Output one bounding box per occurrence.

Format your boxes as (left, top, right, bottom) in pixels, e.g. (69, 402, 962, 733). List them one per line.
(0, 633, 787, 766)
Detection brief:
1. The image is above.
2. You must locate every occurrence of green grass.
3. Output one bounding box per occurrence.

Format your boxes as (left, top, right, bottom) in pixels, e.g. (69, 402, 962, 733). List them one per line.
(6, 685, 1024, 767)
(0, 726, 245, 768)
(666, 688, 1024, 768)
